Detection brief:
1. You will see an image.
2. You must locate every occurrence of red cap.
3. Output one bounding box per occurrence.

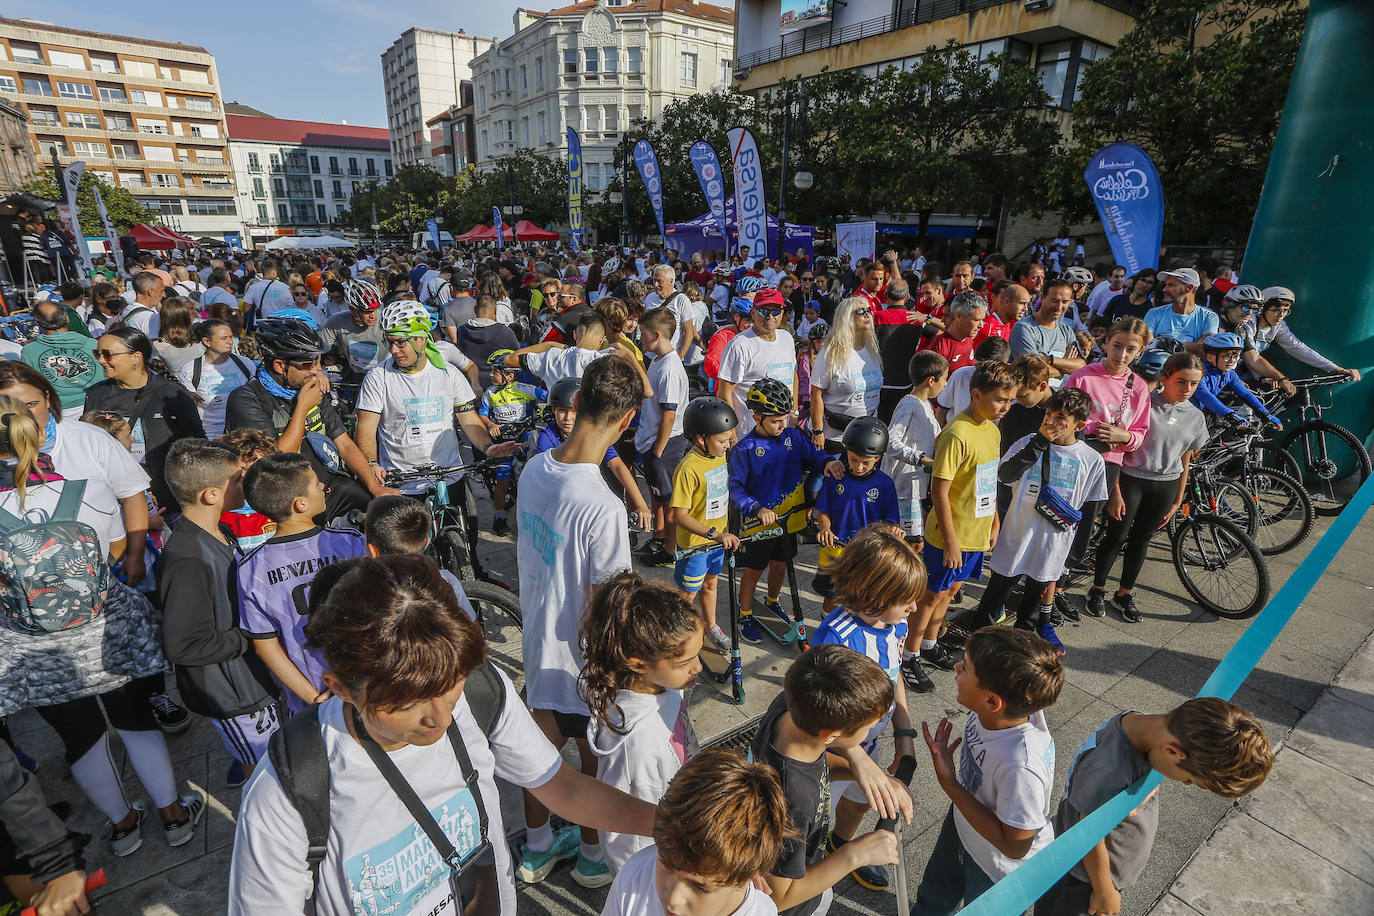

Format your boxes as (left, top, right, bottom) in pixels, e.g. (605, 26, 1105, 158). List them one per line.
(752, 288, 785, 308)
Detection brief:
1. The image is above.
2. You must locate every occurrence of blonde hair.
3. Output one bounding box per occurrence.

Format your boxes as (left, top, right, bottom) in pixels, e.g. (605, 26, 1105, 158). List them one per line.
(822, 523, 926, 616)
(824, 297, 880, 368)
(0, 395, 49, 508)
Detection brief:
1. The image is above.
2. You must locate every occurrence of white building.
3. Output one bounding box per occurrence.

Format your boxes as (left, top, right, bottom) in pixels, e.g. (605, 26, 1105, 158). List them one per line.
(471, 0, 735, 194)
(226, 114, 392, 247)
(381, 27, 496, 169)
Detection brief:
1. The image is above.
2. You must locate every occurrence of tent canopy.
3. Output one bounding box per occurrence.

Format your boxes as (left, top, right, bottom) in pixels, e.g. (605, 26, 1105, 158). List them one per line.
(125, 223, 187, 251)
(261, 235, 354, 250)
(666, 198, 815, 262)
(453, 223, 489, 242)
(513, 220, 558, 242)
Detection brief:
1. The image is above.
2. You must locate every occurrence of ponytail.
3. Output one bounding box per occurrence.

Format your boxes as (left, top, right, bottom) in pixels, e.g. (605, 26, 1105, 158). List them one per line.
(0, 395, 48, 508)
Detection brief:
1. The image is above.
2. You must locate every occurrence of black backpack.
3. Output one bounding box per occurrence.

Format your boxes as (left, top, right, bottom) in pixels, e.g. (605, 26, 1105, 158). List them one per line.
(189, 353, 254, 391)
(266, 662, 508, 894)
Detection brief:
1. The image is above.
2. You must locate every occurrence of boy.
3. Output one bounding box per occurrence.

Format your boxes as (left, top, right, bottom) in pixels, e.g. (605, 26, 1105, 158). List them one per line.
(916, 627, 1064, 914)
(634, 307, 691, 568)
(1036, 698, 1273, 916)
(902, 361, 1017, 693)
(362, 493, 478, 621)
(935, 336, 1011, 424)
(795, 300, 822, 341)
(158, 439, 281, 788)
(750, 645, 906, 916)
(516, 354, 643, 889)
(602, 748, 791, 916)
(1000, 354, 1055, 454)
(1190, 332, 1282, 427)
(236, 452, 366, 715)
(506, 310, 611, 387)
(478, 348, 548, 537)
(216, 428, 279, 552)
(814, 417, 900, 613)
(884, 351, 947, 543)
(670, 396, 743, 652)
(730, 377, 840, 643)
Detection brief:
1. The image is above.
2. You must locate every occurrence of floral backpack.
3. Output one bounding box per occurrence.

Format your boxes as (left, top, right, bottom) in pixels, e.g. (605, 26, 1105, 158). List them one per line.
(0, 479, 110, 633)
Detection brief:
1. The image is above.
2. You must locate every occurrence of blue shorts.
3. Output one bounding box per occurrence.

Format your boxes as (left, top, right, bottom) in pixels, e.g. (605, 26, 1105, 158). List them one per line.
(922, 540, 985, 594)
(675, 547, 724, 594)
(490, 457, 516, 481)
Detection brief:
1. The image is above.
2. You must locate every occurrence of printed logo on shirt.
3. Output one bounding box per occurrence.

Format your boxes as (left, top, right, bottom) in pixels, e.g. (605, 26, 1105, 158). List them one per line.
(866, 488, 879, 503)
(519, 511, 566, 566)
(704, 464, 729, 519)
(765, 361, 793, 386)
(1048, 453, 1080, 492)
(754, 446, 766, 457)
(347, 340, 380, 373)
(404, 396, 447, 426)
(974, 459, 997, 518)
(835, 483, 844, 496)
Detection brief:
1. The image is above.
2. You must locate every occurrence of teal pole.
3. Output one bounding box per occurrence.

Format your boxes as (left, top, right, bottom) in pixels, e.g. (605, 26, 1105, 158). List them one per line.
(1240, 0, 1374, 444)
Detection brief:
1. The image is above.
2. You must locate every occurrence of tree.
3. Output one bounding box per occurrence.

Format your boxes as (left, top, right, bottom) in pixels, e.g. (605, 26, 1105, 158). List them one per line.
(17, 172, 158, 234)
(1060, 0, 1306, 244)
(448, 149, 569, 229)
(343, 164, 448, 236)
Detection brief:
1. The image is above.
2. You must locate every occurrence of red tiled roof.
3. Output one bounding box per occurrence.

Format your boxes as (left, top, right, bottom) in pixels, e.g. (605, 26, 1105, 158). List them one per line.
(226, 115, 391, 151)
(530, 0, 734, 25)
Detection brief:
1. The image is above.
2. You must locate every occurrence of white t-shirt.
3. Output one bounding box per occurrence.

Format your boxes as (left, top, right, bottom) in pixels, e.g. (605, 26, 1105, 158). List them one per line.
(936, 365, 974, 419)
(0, 338, 22, 359)
(228, 679, 563, 916)
(717, 328, 796, 436)
(953, 709, 1056, 882)
(176, 354, 253, 439)
(882, 393, 940, 522)
(201, 286, 239, 312)
(643, 290, 695, 356)
(1086, 280, 1120, 318)
(810, 345, 882, 438)
(435, 339, 473, 374)
(357, 359, 477, 490)
(0, 477, 124, 559)
(515, 452, 630, 714)
(602, 845, 778, 916)
(990, 436, 1107, 581)
(635, 351, 689, 454)
(523, 346, 603, 387)
(119, 303, 159, 339)
(245, 278, 294, 318)
(47, 419, 150, 500)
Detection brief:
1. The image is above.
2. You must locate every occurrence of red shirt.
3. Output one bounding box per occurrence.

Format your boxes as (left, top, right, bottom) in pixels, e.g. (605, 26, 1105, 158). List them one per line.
(704, 326, 739, 380)
(917, 332, 978, 373)
(684, 269, 712, 287)
(855, 287, 884, 310)
(973, 310, 1013, 348)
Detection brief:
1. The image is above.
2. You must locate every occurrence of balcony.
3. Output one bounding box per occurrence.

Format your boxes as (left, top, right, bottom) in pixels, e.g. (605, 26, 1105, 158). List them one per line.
(328, 166, 343, 175)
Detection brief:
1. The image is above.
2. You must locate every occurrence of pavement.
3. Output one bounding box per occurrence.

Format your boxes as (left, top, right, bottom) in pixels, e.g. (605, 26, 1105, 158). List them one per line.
(8, 490, 1373, 916)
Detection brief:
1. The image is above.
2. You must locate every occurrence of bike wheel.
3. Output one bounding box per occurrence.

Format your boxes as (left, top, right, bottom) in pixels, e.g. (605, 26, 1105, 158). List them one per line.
(1244, 466, 1315, 556)
(435, 527, 478, 583)
(1280, 420, 1372, 515)
(459, 579, 525, 687)
(1171, 514, 1270, 619)
(1212, 478, 1259, 537)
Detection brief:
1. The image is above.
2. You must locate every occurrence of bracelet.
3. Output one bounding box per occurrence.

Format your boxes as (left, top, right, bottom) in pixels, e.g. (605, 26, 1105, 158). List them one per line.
(367, 460, 382, 467)
(894, 728, 919, 738)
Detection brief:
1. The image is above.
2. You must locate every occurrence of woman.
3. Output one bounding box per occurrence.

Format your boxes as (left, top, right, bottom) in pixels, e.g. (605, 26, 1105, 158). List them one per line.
(480, 273, 515, 324)
(152, 296, 204, 375)
(1101, 269, 1157, 323)
(809, 296, 883, 455)
(290, 282, 327, 327)
(84, 328, 205, 515)
(175, 319, 255, 439)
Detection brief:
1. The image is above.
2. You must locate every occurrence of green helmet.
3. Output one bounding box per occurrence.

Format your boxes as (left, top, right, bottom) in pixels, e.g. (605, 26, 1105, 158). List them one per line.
(487, 348, 515, 370)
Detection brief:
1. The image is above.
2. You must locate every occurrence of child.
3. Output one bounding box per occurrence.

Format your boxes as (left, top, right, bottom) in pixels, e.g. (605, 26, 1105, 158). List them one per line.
(581, 571, 705, 876)
(729, 377, 838, 644)
(1000, 354, 1054, 454)
(814, 417, 899, 613)
(935, 337, 1011, 424)
(960, 389, 1106, 653)
(669, 397, 742, 647)
(157, 439, 281, 787)
(362, 493, 478, 620)
(478, 348, 548, 537)
(915, 627, 1065, 914)
(601, 747, 791, 916)
(883, 351, 946, 543)
(811, 524, 924, 891)
(796, 300, 822, 341)
(1036, 698, 1273, 916)
(796, 320, 828, 425)
(216, 428, 279, 552)
(634, 307, 691, 568)
(1190, 332, 1283, 427)
(236, 452, 366, 714)
(506, 310, 611, 386)
(750, 645, 905, 915)
(903, 361, 1017, 693)
(82, 407, 166, 566)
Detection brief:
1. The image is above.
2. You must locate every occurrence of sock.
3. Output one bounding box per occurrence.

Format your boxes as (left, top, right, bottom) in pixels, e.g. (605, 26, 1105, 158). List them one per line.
(921, 639, 937, 651)
(525, 820, 553, 852)
(902, 650, 916, 662)
(494, 510, 506, 521)
(1039, 603, 1054, 625)
(115, 728, 179, 810)
(70, 734, 133, 823)
(580, 841, 604, 863)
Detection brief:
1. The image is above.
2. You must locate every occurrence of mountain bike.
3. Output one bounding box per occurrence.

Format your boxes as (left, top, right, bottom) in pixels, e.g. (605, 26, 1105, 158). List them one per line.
(1169, 447, 1270, 619)
(1257, 374, 1371, 515)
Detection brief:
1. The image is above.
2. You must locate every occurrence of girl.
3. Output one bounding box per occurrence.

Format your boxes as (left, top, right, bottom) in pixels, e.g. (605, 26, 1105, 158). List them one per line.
(152, 296, 203, 375)
(797, 319, 828, 427)
(1086, 354, 1210, 622)
(581, 570, 704, 878)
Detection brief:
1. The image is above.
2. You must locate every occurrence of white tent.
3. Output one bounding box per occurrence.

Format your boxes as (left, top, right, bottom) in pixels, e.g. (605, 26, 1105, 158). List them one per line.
(261, 235, 354, 250)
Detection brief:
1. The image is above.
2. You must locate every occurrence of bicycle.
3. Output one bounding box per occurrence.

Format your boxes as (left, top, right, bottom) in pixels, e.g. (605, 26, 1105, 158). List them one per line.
(1219, 425, 1315, 556)
(1256, 374, 1371, 515)
(466, 408, 551, 511)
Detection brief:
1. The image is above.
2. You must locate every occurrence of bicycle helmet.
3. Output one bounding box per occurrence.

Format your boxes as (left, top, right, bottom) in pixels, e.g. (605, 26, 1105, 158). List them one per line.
(1151, 336, 1186, 355)
(549, 376, 580, 410)
(380, 299, 434, 336)
(1134, 349, 1170, 381)
(807, 319, 830, 340)
(487, 348, 515, 370)
(254, 317, 324, 360)
(682, 396, 739, 439)
(1202, 332, 1244, 351)
(731, 296, 755, 316)
(271, 308, 319, 329)
(841, 416, 889, 457)
(345, 277, 383, 312)
(1223, 284, 1263, 304)
(736, 275, 765, 294)
(1260, 285, 1295, 303)
(746, 378, 793, 417)
(1064, 266, 1093, 286)
(603, 256, 621, 273)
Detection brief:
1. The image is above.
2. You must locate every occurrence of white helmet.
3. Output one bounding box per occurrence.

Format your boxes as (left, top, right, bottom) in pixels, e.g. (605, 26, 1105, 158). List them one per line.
(344, 277, 382, 311)
(1063, 266, 1093, 285)
(603, 256, 621, 273)
(380, 299, 433, 335)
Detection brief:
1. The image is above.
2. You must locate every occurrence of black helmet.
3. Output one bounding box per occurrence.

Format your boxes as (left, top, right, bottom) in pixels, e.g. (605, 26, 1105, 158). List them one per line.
(1134, 349, 1170, 381)
(549, 376, 580, 409)
(254, 318, 323, 361)
(1151, 336, 1186, 356)
(842, 416, 889, 457)
(746, 378, 792, 417)
(683, 396, 738, 439)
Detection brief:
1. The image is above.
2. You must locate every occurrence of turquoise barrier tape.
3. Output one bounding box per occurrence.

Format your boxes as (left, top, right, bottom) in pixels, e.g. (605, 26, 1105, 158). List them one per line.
(960, 473, 1374, 916)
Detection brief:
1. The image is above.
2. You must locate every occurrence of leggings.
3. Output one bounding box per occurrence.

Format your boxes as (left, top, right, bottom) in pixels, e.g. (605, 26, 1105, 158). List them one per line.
(1093, 473, 1180, 592)
(974, 572, 1054, 630)
(1062, 462, 1122, 579)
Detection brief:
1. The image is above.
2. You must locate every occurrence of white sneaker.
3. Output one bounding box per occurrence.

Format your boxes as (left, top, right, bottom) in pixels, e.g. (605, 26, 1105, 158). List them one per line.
(708, 624, 731, 655)
(108, 800, 146, 857)
(164, 791, 206, 848)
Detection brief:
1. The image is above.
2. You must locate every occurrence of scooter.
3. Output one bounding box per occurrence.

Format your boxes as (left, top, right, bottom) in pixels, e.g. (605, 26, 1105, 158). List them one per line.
(876, 756, 918, 915)
(739, 506, 811, 650)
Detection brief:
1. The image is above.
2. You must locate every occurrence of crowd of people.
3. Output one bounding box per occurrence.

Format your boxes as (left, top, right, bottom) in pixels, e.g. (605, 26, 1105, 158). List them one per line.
(0, 234, 1358, 916)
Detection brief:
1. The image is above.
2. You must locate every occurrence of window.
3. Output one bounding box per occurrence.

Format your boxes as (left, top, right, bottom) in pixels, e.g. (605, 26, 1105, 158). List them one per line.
(38, 138, 67, 157)
(129, 89, 162, 107)
(279, 204, 289, 221)
(535, 57, 544, 90)
(124, 60, 156, 77)
(586, 162, 601, 192)
(1036, 40, 1074, 107)
(586, 106, 600, 132)
(89, 55, 119, 73)
(366, 158, 376, 176)
(98, 85, 127, 103)
(720, 58, 733, 86)
(247, 152, 262, 171)
(270, 153, 282, 172)
(348, 157, 359, 175)
(105, 114, 133, 131)
(503, 69, 510, 93)
(328, 156, 340, 173)
(189, 123, 219, 138)
(679, 53, 697, 87)
(332, 180, 343, 198)
(565, 106, 579, 132)
(257, 204, 269, 221)
(118, 171, 144, 188)
(537, 110, 546, 141)
(72, 141, 106, 158)
(478, 86, 486, 112)
(144, 198, 182, 215)
(384, 160, 393, 176)
(628, 104, 642, 125)
(199, 151, 224, 164)
(150, 172, 180, 188)
(605, 106, 619, 132)
(563, 49, 578, 74)
(0, 76, 13, 94)
(9, 44, 41, 64)
(66, 112, 100, 129)
(317, 204, 328, 223)
(1073, 41, 1112, 102)
(137, 119, 168, 135)
(186, 198, 237, 216)
(681, 26, 698, 36)
(520, 65, 527, 94)
(313, 179, 324, 197)
(110, 142, 139, 159)
(604, 48, 618, 73)
(351, 181, 361, 195)
(48, 49, 85, 69)
(584, 49, 600, 74)
(144, 146, 174, 162)
(182, 97, 213, 113)
(505, 121, 514, 142)
(22, 78, 53, 97)
(28, 108, 58, 126)
(480, 131, 488, 157)
(273, 178, 285, 195)
(252, 177, 264, 195)
(180, 69, 210, 85)
(627, 47, 642, 73)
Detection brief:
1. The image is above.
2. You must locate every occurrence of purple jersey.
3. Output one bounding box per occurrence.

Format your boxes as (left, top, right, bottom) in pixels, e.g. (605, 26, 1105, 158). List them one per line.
(236, 526, 366, 714)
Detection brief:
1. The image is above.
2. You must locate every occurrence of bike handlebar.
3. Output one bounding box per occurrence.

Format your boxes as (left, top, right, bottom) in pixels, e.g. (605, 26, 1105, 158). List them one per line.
(383, 454, 511, 487)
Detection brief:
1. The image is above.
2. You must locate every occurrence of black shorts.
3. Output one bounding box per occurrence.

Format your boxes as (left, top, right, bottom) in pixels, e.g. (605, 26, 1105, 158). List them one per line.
(812, 573, 834, 598)
(738, 530, 797, 571)
(640, 435, 689, 500)
(551, 709, 591, 742)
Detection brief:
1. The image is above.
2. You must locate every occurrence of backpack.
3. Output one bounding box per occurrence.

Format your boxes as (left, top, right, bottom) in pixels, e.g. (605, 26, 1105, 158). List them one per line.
(105, 305, 153, 334)
(190, 353, 254, 392)
(174, 281, 203, 305)
(0, 480, 111, 634)
(423, 279, 451, 309)
(266, 661, 508, 895)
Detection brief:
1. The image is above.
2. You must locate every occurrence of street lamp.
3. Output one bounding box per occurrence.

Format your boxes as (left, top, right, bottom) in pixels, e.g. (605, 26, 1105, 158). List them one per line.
(608, 191, 623, 204)
(794, 171, 814, 191)
(619, 132, 631, 250)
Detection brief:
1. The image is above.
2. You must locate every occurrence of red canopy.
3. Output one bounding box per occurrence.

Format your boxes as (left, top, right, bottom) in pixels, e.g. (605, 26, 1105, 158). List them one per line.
(125, 223, 193, 250)
(513, 220, 558, 242)
(453, 223, 490, 242)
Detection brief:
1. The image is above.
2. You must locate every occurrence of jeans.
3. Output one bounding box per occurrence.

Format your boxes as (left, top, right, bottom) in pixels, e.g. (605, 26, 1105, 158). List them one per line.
(912, 807, 996, 916)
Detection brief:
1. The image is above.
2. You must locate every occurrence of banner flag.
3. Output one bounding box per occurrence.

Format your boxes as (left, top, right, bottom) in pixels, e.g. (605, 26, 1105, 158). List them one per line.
(566, 127, 584, 252)
(632, 140, 667, 243)
(60, 161, 94, 279)
(1083, 142, 1164, 275)
(491, 207, 504, 247)
(689, 141, 728, 250)
(92, 183, 123, 277)
(425, 218, 442, 251)
(726, 127, 767, 260)
(835, 220, 876, 263)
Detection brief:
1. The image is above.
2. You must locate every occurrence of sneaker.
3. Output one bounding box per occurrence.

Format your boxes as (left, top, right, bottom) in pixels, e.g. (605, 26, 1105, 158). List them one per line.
(633, 537, 665, 558)
(164, 791, 206, 848)
(1112, 592, 1142, 624)
(739, 615, 764, 645)
(1036, 622, 1066, 656)
(950, 589, 965, 605)
(1084, 589, 1108, 619)
(1055, 592, 1080, 623)
(492, 517, 511, 538)
(11, 744, 37, 773)
(827, 832, 889, 891)
(1047, 601, 1063, 628)
(149, 693, 192, 735)
(900, 656, 935, 693)
(571, 854, 613, 888)
(920, 643, 959, 672)
(763, 597, 791, 625)
(707, 624, 731, 655)
(108, 801, 146, 857)
(638, 546, 675, 568)
(226, 759, 247, 788)
(517, 824, 579, 883)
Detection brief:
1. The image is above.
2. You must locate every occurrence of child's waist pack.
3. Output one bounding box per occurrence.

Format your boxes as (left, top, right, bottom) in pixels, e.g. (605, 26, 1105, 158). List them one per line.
(1034, 449, 1082, 532)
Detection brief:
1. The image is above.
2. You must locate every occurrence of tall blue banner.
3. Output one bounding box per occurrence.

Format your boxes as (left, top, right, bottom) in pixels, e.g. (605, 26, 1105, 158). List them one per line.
(1083, 142, 1164, 276)
(689, 141, 728, 251)
(425, 217, 441, 251)
(491, 206, 505, 247)
(727, 127, 768, 260)
(566, 127, 584, 252)
(632, 140, 667, 242)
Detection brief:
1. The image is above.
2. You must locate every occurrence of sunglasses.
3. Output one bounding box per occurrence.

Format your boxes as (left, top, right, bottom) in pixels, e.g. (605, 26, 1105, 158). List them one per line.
(293, 291, 310, 298)
(1236, 303, 1259, 313)
(854, 307, 872, 317)
(95, 349, 134, 360)
(754, 307, 783, 318)
(288, 357, 321, 368)
(801, 276, 814, 282)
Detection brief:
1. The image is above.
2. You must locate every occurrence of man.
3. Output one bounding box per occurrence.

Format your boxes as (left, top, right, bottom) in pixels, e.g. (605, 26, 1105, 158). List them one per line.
(320, 278, 387, 385)
(1010, 279, 1085, 378)
(1102, 270, 1158, 323)
(1200, 284, 1296, 397)
(876, 279, 934, 421)
(973, 282, 1031, 348)
(21, 301, 101, 421)
(171, 264, 206, 304)
(243, 259, 294, 322)
(541, 281, 593, 344)
(947, 260, 976, 300)
(684, 252, 711, 287)
(1144, 267, 1219, 344)
(917, 290, 987, 375)
(1086, 264, 1127, 318)
(981, 253, 1009, 287)
(854, 261, 887, 310)
(201, 267, 239, 313)
(1196, 260, 1225, 312)
(731, 245, 753, 281)
(704, 296, 752, 386)
(1063, 265, 1095, 331)
(1015, 261, 1046, 306)
(55, 281, 94, 338)
(642, 264, 696, 362)
(440, 277, 479, 343)
(420, 262, 454, 309)
(111, 272, 164, 338)
(456, 296, 521, 390)
(716, 287, 797, 435)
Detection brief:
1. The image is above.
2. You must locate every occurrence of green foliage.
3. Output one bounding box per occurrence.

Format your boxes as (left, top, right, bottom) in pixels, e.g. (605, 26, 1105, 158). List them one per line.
(17, 172, 158, 234)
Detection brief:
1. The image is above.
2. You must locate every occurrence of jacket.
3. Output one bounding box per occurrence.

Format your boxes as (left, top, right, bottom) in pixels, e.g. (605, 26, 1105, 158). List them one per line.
(83, 374, 205, 513)
(0, 742, 84, 882)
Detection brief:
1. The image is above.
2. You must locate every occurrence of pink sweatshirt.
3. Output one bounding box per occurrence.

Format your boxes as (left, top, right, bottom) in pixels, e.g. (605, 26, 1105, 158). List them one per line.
(1063, 362, 1151, 465)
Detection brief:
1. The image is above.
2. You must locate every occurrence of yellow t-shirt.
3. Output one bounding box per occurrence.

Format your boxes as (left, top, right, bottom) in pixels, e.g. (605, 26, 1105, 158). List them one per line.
(925, 412, 1001, 553)
(671, 448, 730, 550)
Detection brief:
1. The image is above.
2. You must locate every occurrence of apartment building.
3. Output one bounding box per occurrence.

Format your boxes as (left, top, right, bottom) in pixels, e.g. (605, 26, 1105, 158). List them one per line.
(471, 0, 735, 194)
(0, 97, 35, 193)
(381, 27, 496, 169)
(227, 114, 393, 247)
(426, 85, 477, 177)
(0, 17, 239, 238)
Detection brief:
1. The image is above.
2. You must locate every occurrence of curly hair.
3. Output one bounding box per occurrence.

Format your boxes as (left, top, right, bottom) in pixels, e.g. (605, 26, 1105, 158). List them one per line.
(824, 297, 880, 368)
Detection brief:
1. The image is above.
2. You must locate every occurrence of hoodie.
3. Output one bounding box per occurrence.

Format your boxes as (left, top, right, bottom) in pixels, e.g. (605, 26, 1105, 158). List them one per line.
(588, 688, 698, 875)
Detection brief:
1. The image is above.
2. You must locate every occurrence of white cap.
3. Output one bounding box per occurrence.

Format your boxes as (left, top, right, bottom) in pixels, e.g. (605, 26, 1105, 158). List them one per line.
(1158, 267, 1200, 288)
(1261, 285, 1295, 302)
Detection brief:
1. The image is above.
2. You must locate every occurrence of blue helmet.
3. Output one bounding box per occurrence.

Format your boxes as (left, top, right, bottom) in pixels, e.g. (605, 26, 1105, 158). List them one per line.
(736, 275, 765, 293)
(1202, 332, 1244, 351)
(1134, 349, 1170, 380)
(271, 308, 319, 329)
(731, 296, 755, 316)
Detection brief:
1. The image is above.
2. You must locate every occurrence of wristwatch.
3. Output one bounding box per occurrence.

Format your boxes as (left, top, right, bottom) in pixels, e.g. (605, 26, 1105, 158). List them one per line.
(706, 526, 718, 541)
(367, 460, 382, 467)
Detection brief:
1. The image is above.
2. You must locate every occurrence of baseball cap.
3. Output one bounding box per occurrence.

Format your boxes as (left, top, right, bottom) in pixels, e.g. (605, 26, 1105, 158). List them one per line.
(1261, 285, 1295, 302)
(752, 288, 786, 309)
(1158, 267, 1200, 288)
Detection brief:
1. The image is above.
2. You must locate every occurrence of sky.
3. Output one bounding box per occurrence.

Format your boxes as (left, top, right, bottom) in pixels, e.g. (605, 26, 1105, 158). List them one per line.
(4, 0, 575, 127)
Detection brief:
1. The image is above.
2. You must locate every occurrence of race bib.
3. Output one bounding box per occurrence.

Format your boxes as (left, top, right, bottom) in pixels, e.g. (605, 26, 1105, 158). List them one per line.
(766, 361, 794, 387)
(974, 459, 997, 518)
(703, 464, 729, 520)
(403, 396, 448, 446)
(130, 418, 147, 464)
